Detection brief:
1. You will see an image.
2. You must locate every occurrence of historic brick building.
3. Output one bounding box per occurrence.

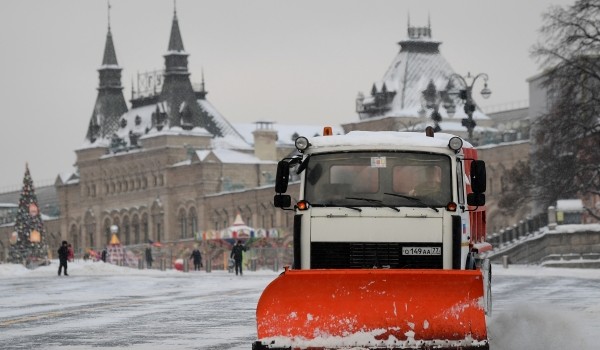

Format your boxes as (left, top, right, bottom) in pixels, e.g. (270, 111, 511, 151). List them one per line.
(55, 9, 296, 253)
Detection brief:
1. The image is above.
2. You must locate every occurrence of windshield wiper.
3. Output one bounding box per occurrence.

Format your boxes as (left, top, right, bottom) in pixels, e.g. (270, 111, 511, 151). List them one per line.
(346, 197, 400, 212)
(311, 203, 362, 212)
(383, 193, 439, 212)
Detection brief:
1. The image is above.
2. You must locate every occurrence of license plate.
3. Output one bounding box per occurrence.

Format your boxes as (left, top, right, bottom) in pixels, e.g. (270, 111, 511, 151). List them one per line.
(402, 247, 441, 255)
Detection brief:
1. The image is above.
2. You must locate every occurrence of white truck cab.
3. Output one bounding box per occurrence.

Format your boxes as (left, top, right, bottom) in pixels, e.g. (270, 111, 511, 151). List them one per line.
(274, 129, 489, 271)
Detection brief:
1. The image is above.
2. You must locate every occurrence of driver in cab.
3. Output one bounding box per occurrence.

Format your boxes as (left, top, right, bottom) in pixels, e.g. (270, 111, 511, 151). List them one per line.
(409, 166, 443, 200)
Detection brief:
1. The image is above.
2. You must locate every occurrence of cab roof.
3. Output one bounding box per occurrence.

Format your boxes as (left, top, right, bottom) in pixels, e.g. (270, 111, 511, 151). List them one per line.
(305, 131, 472, 152)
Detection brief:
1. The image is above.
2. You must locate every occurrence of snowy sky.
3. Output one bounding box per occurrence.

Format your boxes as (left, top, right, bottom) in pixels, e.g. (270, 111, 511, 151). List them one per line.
(0, 0, 574, 191)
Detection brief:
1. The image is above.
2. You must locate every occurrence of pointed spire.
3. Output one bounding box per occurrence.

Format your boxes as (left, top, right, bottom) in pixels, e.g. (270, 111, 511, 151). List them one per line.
(167, 1, 185, 52)
(428, 12, 432, 36)
(102, 1, 118, 66)
(86, 4, 128, 143)
(108, 0, 112, 31)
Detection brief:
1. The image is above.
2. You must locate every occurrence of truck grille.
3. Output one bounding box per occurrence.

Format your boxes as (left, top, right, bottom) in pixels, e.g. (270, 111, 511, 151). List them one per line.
(310, 242, 443, 269)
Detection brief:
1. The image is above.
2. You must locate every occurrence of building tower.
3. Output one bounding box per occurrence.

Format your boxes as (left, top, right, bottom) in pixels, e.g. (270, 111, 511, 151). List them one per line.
(85, 8, 128, 143)
(355, 19, 459, 121)
(158, 6, 222, 136)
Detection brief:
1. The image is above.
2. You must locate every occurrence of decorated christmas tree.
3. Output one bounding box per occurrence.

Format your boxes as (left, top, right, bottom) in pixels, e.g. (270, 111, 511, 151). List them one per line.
(8, 164, 49, 267)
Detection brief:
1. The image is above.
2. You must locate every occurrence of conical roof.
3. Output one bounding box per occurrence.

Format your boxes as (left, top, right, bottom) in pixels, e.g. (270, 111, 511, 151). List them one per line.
(355, 22, 492, 132)
(358, 24, 462, 119)
(85, 24, 128, 143)
(109, 233, 121, 245)
(102, 28, 119, 66)
(167, 10, 185, 52)
(232, 213, 245, 226)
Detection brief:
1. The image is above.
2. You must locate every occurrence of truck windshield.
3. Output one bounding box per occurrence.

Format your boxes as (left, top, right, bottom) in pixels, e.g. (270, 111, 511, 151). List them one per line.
(304, 151, 452, 207)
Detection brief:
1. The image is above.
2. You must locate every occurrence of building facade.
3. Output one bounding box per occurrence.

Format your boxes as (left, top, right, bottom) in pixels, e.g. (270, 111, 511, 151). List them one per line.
(54, 9, 295, 254)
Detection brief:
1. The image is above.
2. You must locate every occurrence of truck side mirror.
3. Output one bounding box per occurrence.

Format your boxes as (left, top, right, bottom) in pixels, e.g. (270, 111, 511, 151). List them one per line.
(470, 160, 486, 193)
(275, 161, 290, 193)
(274, 194, 291, 208)
(467, 193, 485, 206)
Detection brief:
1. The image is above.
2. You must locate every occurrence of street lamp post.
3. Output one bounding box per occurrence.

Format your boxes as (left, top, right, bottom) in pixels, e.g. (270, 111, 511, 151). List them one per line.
(447, 72, 492, 142)
(421, 80, 457, 133)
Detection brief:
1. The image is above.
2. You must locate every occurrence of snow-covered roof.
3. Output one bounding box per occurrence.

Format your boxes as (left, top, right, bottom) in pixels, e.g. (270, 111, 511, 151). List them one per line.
(556, 199, 584, 212)
(476, 139, 530, 150)
(307, 130, 473, 150)
(359, 27, 491, 122)
(140, 126, 212, 139)
(233, 123, 345, 146)
(195, 149, 276, 164)
(57, 172, 79, 185)
(197, 100, 248, 143)
(406, 120, 498, 133)
(79, 97, 252, 152)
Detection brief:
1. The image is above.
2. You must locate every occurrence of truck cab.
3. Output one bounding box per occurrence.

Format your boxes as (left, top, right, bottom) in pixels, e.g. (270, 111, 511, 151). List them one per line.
(275, 129, 489, 271)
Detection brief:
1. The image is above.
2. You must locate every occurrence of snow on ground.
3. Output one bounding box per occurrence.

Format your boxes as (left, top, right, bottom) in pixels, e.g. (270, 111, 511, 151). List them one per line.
(491, 265, 600, 350)
(0, 261, 599, 349)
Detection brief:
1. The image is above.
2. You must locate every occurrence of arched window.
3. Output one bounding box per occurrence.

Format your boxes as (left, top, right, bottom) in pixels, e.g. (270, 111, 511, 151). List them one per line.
(84, 210, 95, 248)
(179, 209, 187, 239)
(122, 216, 130, 245)
(103, 218, 111, 246)
(151, 200, 164, 242)
(189, 208, 197, 239)
(132, 215, 140, 244)
(142, 213, 149, 243)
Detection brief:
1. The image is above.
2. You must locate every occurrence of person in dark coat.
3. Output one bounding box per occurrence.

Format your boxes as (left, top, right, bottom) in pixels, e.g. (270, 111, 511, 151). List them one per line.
(57, 241, 69, 276)
(101, 248, 107, 262)
(189, 248, 203, 271)
(145, 246, 153, 269)
(230, 240, 247, 276)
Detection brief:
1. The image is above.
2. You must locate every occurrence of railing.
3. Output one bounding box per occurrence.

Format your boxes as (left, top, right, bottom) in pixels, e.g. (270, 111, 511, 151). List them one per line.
(486, 212, 548, 251)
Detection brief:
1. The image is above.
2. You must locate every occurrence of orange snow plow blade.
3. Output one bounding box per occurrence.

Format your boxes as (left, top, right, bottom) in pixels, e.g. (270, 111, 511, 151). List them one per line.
(254, 268, 488, 350)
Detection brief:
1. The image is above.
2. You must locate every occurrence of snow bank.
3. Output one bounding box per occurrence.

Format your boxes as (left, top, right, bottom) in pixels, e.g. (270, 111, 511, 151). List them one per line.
(0, 260, 279, 278)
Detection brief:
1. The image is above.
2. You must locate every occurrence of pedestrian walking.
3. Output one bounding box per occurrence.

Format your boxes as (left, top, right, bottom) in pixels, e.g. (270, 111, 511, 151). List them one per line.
(57, 241, 69, 276)
(67, 244, 75, 262)
(145, 245, 153, 269)
(101, 248, 107, 262)
(230, 240, 247, 276)
(189, 248, 203, 271)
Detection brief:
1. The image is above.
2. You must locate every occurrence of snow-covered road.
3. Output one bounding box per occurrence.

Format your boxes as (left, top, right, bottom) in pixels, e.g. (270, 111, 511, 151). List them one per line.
(0, 261, 598, 349)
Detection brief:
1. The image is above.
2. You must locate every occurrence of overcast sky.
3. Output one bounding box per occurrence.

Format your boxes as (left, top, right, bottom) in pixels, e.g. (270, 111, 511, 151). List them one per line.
(0, 0, 573, 191)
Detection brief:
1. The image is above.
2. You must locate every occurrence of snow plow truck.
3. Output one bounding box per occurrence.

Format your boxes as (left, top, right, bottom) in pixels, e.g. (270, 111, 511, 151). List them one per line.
(253, 127, 492, 350)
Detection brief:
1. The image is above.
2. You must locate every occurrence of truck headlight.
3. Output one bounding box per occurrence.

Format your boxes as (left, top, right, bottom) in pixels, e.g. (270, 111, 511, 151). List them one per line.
(295, 136, 310, 151)
(448, 137, 463, 151)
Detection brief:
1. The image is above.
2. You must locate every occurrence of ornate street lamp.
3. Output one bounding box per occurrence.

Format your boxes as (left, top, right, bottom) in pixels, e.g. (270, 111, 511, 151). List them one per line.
(447, 72, 492, 142)
(421, 80, 456, 132)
